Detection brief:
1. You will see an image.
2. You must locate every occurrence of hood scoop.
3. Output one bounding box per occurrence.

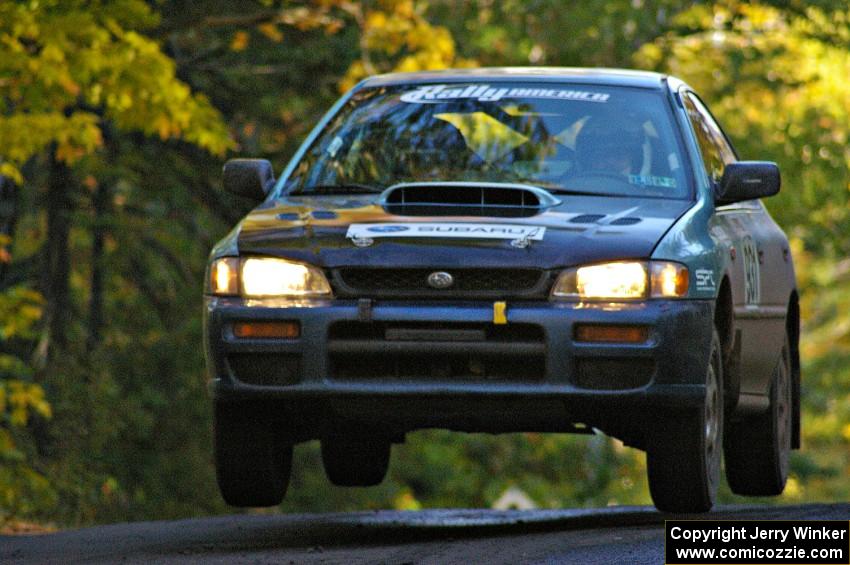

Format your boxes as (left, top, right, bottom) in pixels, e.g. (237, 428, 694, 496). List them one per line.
(381, 182, 560, 218)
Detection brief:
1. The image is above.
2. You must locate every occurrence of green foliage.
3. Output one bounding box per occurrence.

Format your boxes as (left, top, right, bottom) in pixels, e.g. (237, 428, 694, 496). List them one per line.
(0, 285, 55, 523)
(427, 0, 696, 68)
(12, 138, 233, 524)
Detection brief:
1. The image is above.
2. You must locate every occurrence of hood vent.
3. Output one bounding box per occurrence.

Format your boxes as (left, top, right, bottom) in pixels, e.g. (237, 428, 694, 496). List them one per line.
(570, 214, 606, 224)
(610, 217, 642, 226)
(381, 182, 560, 218)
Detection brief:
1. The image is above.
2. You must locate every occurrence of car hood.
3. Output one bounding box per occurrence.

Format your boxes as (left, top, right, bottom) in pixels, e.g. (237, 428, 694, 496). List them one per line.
(236, 194, 693, 269)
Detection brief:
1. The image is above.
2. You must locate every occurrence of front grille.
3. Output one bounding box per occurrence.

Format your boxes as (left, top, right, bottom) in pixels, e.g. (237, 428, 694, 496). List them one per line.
(329, 322, 546, 382)
(332, 268, 549, 298)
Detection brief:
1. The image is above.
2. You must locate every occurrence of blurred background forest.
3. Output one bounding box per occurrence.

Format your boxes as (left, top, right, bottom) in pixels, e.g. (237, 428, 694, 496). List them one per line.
(1, 0, 849, 527)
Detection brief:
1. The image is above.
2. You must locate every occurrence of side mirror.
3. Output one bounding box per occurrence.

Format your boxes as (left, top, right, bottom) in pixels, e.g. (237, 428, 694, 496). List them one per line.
(222, 159, 275, 201)
(716, 161, 780, 205)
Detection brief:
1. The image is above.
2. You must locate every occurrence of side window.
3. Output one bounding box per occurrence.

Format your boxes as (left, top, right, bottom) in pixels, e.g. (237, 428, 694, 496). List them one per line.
(682, 93, 735, 186)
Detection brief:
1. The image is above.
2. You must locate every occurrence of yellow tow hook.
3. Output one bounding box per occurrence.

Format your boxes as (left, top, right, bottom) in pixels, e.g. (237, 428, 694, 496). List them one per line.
(493, 301, 508, 325)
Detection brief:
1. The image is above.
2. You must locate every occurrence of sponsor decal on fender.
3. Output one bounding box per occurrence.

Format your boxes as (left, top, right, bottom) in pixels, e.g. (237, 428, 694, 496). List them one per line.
(346, 223, 546, 241)
(695, 268, 717, 292)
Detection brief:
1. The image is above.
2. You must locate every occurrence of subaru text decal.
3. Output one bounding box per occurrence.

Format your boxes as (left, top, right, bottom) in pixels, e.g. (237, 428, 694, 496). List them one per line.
(347, 223, 546, 241)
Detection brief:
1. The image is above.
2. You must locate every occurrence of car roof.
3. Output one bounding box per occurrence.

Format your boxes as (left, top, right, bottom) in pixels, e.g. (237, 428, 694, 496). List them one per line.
(359, 67, 684, 91)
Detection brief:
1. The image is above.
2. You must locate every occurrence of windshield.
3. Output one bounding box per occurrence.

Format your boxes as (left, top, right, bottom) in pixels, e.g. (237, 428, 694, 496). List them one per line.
(281, 82, 691, 199)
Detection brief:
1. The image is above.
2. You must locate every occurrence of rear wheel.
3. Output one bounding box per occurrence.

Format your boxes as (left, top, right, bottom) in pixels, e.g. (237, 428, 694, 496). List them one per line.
(321, 436, 391, 487)
(214, 402, 293, 507)
(724, 332, 791, 496)
(647, 329, 723, 513)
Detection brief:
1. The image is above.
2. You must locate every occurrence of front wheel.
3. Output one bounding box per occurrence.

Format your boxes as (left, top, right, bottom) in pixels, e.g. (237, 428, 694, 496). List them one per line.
(647, 329, 723, 513)
(724, 332, 791, 496)
(214, 401, 293, 507)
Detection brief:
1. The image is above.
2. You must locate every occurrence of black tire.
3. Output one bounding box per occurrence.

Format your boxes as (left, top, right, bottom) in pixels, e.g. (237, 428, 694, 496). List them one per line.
(724, 332, 791, 496)
(321, 436, 391, 487)
(647, 329, 723, 513)
(214, 401, 293, 507)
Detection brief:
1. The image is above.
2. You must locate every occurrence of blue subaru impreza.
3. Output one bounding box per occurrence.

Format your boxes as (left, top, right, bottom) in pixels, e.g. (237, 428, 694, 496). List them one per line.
(204, 68, 799, 513)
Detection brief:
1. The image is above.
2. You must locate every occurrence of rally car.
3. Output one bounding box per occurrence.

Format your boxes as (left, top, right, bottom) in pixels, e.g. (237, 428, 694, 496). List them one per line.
(204, 68, 799, 513)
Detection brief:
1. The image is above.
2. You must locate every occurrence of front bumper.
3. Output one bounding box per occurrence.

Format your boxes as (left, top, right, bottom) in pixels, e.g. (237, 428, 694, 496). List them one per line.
(204, 297, 714, 445)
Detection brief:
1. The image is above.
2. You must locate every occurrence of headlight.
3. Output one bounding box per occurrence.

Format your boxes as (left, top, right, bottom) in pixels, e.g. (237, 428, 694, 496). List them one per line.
(207, 257, 332, 298)
(551, 261, 688, 300)
(241, 257, 331, 297)
(579, 262, 647, 299)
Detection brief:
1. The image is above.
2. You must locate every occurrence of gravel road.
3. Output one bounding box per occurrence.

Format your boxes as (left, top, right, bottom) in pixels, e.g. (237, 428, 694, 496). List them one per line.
(2, 503, 847, 564)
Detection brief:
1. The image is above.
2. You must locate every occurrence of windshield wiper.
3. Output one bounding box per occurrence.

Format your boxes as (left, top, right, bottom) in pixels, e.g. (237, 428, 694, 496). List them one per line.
(298, 183, 384, 194)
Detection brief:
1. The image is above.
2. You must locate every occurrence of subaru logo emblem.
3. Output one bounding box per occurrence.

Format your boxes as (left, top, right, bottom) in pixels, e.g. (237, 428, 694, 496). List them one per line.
(427, 271, 454, 289)
(367, 225, 409, 233)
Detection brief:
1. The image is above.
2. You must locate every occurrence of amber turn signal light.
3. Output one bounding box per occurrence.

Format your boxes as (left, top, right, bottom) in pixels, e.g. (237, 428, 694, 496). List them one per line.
(232, 321, 300, 339)
(574, 324, 649, 344)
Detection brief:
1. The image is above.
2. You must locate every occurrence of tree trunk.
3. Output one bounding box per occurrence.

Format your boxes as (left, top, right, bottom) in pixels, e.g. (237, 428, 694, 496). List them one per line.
(42, 152, 74, 356)
(0, 175, 18, 282)
(87, 181, 109, 352)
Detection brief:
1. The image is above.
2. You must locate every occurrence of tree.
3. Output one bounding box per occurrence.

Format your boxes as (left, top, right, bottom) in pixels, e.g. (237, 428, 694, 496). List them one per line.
(0, 0, 231, 181)
(0, 0, 233, 356)
(0, 0, 232, 523)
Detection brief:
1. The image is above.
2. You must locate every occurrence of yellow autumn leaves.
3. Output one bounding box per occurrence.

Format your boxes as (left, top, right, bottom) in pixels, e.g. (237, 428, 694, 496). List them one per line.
(0, 285, 50, 488)
(0, 0, 475, 183)
(0, 1, 233, 182)
(340, 0, 474, 92)
(0, 382, 51, 428)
